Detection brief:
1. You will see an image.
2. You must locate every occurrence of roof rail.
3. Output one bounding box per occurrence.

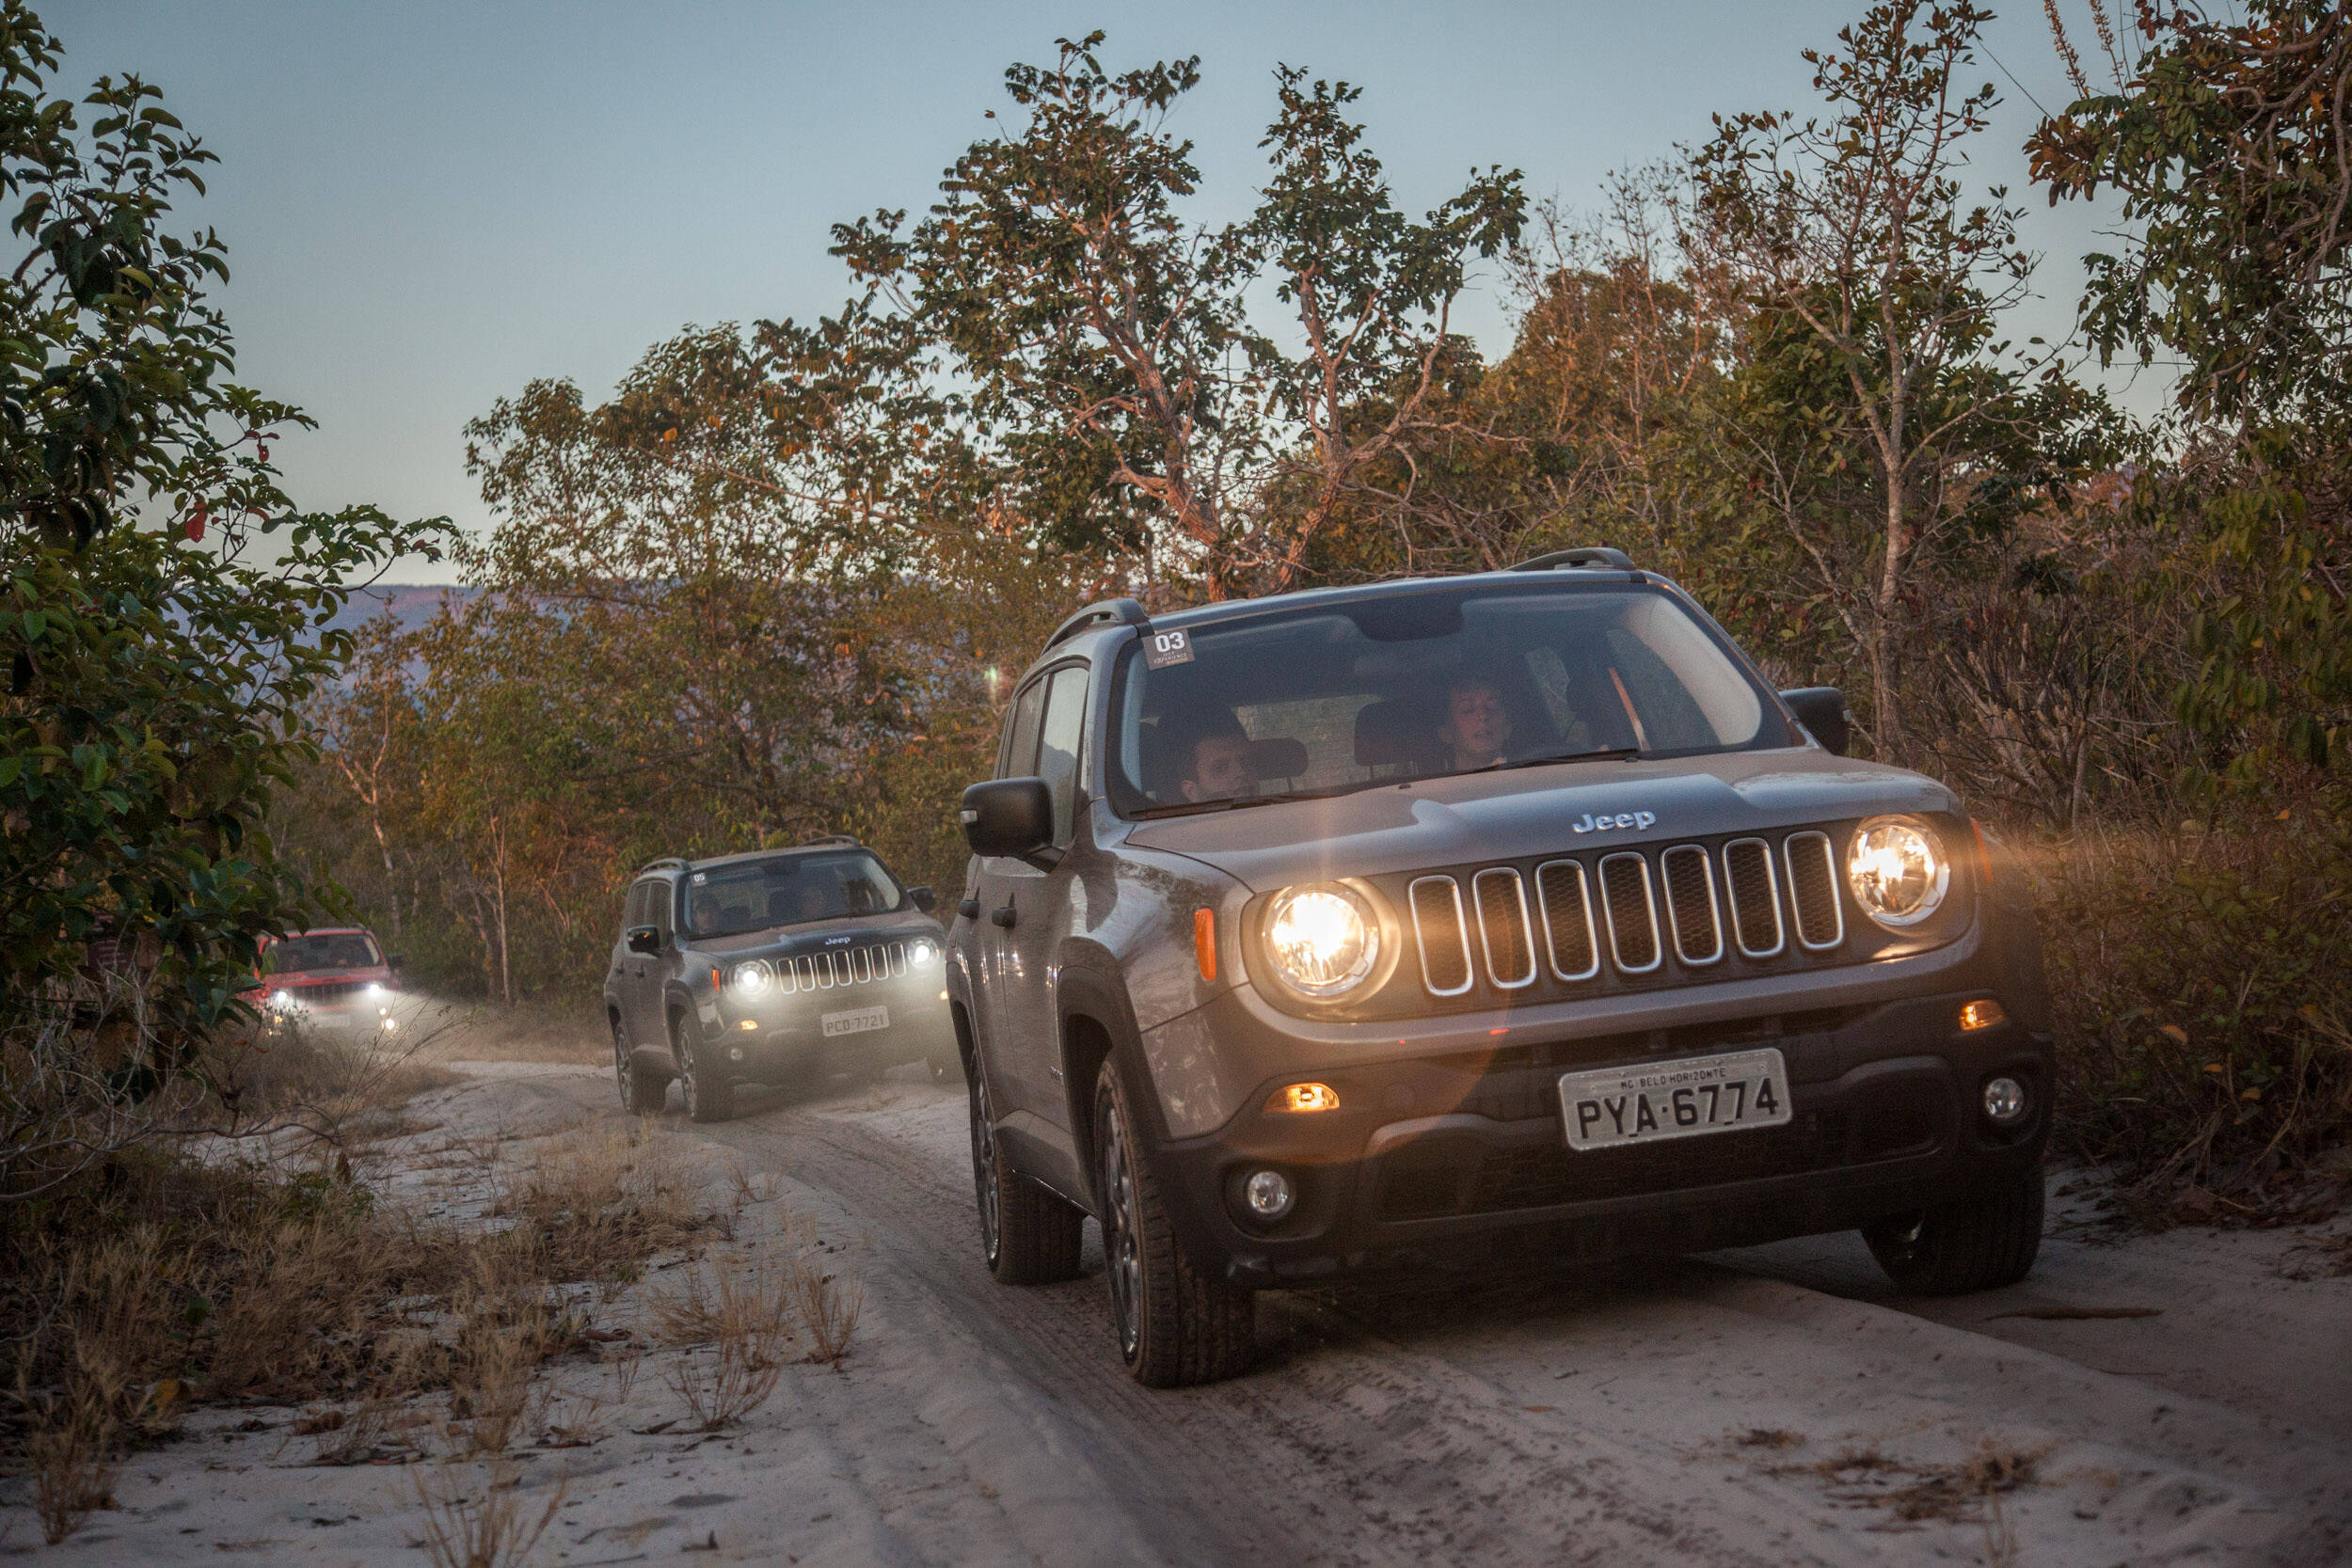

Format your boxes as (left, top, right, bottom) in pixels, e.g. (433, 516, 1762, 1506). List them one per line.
(1043, 597, 1150, 651)
(796, 832, 861, 849)
(638, 856, 689, 874)
(1510, 547, 1638, 573)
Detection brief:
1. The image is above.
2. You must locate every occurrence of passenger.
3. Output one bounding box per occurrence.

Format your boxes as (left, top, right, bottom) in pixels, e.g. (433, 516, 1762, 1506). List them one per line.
(1172, 708, 1259, 804)
(1440, 678, 1513, 771)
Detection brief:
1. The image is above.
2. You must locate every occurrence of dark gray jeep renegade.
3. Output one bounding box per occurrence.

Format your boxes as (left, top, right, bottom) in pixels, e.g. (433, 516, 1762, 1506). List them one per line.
(948, 551, 2053, 1386)
(607, 837, 957, 1122)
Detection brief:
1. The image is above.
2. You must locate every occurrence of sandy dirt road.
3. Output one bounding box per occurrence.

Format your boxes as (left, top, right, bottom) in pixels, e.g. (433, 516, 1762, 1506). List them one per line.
(37, 1061, 2348, 1568)
(506, 1062, 2351, 1568)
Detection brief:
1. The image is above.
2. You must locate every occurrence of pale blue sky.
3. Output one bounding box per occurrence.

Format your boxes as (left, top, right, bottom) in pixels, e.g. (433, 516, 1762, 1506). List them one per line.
(58, 2, 2137, 581)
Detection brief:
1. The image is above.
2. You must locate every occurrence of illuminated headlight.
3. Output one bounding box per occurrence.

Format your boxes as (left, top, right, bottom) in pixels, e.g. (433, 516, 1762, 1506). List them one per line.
(908, 941, 937, 965)
(364, 982, 387, 998)
(267, 989, 300, 1015)
(1846, 815, 1950, 928)
(728, 960, 774, 997)
(1262, 883, 1379, 999)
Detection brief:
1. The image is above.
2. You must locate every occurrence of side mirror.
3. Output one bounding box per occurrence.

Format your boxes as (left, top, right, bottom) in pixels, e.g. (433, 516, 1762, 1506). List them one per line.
(907, 885, 938, 913)
(387, 953, 405, 974)
(626, 925, 660, 956)
(961, 778, 1057, 866)
(1780, 687, 1851, 757)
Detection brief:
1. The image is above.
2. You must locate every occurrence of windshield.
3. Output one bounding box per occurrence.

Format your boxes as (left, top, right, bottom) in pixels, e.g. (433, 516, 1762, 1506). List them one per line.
(1108, 584, 1786, 815)
(266, 933, 381, 973)
(681, 851, 903, 939)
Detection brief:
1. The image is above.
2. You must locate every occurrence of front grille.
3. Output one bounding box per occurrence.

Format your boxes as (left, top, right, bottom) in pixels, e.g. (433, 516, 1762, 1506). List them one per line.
(1471, 869, 1536, 990)
(776, 941, 911, 994)
(1409, 877, 1474, 995)
(293, 980, 371, 1002)
(1403, 825, 1863, 998)
(1598, 853, 1661, 973)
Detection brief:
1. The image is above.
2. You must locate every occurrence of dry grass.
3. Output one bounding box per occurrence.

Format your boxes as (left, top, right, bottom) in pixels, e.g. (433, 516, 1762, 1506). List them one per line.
(22, 1380, 119, 1544)
(2032, 803, 2352, 1215)
(1770, 1437, 2049, 1526)
(789, 1253, 865, 1370)
(412, 1458, 567, 1568)
(654, 1263, 794, 1430)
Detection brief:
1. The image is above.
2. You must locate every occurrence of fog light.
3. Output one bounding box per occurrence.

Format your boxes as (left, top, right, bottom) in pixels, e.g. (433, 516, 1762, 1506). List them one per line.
(1242, 1168, 1295, 1221)
(1266, 1083, 1340, 1114)
(1982, 1076, 2028, 1124)
(728, 1045, 746, 1062)
(1959, 998, 2007, 1032)
(739, 1019, 758, 1031)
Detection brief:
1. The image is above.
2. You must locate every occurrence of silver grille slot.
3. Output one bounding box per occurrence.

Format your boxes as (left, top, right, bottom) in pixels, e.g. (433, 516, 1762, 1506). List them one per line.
(1785, 831, 1844, 949)
(1534, 859, 1599, 980)
(1597, 852, 1662, 973)
(1471, 868, 1536, 990)
(1660, 845, 1724, 965)
(1409, 876, 1474, 996)
(1723, 838, 1784, 956)
(853, 946, 872, 984)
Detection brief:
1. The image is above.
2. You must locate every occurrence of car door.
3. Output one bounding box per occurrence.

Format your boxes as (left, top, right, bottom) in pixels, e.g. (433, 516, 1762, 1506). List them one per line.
(971, 673, 1050, 1103)
(615, 879, 654, 1044)
(993, 663, 1092, 1140)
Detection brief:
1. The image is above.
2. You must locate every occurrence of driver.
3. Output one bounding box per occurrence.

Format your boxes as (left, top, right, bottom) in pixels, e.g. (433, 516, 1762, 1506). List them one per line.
(1172, 708, 1259, 803)
(1439, 678, 1513, 771)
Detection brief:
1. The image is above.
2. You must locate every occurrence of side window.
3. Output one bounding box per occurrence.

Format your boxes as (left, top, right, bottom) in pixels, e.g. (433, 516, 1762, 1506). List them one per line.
(651, 879, 675, 942)
(999, 676, 1048, 780)
(624, 881, 649, 931)
(1036, 665, 1090, 847)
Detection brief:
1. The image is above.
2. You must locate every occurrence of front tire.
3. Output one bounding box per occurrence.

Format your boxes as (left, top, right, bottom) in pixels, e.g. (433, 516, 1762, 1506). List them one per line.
(1093, 1059, 1255, 1387)
(613, 1017, 666, 1115)
(675, 1015, 733, 1124)
(969, 1060, 1082, 1284)
(1863, 1160, 2044, 1294)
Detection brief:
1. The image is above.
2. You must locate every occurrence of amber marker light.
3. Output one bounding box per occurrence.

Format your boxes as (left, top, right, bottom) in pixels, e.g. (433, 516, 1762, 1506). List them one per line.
(1267, 1083, 1340, 1114)
(1195, 908, 1216, 982)
(1959, 998, 2007, 1032)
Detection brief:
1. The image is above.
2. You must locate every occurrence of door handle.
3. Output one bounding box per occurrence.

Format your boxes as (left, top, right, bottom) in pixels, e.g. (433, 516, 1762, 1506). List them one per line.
(990, 905, 1017, 929)
(959, 898, 980, 920)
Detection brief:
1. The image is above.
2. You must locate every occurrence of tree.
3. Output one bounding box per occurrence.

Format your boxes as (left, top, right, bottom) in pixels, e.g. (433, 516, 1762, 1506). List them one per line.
(0, 2, 442, 1196)
(1691, 0, 2055, 746)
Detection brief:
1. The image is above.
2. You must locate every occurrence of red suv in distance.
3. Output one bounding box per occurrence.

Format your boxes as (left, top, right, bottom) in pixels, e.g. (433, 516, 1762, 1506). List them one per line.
(255, 927, 405, 1037)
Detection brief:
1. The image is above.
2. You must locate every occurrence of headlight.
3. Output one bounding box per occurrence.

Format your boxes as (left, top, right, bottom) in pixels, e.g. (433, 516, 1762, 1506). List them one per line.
(1846, 816, 1949, 927)
(267, 989, 300, 1014)
(1262, 883, 1379, 998)
(728, 960, 773, 997)
(909, 941, 937, 965)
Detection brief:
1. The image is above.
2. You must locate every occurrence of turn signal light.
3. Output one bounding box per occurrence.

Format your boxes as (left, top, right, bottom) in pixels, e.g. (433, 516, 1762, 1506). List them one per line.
(1267, 1082, 1340, 1114)
(1194, 908, 1216, 982)
(1958, 998, 2007, 1032)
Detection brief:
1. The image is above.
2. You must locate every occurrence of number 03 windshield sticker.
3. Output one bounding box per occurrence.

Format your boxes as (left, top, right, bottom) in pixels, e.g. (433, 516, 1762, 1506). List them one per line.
(1141, 628, 1195, 670)
(1556, 1047, 1791, 1151)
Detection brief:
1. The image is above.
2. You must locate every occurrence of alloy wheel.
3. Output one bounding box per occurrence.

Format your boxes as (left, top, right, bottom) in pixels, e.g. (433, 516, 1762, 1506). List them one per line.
(675, 1023, 699, 1117)
(612, 1021, 632, 1105)
(1098, 1089, 1142, 1358)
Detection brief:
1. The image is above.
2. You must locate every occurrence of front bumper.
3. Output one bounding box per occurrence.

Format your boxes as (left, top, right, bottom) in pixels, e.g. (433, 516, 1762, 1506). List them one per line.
(1146, 988, 2051, 1285)
(707, 976, 958, 1080)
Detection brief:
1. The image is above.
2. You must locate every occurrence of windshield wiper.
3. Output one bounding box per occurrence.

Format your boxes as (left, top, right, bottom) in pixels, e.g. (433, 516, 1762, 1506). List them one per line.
(1131, 785, 1372, 819)
(1470, 745, 1643, 775)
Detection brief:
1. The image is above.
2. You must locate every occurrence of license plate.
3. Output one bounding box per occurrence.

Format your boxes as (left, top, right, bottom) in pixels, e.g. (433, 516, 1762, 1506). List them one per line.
(1558, 1047, 1790, 1151)
(820, 1004, 889, 1038)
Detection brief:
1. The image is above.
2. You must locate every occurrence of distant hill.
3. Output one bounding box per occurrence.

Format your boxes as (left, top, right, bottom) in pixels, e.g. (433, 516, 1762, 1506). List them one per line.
(320, 582, 480, 641)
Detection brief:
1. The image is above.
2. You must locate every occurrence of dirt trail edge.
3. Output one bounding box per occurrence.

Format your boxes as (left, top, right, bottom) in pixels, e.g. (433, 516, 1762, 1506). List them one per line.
(501, 1065, 2351, 1568)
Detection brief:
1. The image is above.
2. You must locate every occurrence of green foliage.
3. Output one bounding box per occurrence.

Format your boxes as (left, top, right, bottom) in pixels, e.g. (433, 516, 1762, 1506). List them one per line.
(0, 0, 443, 1130)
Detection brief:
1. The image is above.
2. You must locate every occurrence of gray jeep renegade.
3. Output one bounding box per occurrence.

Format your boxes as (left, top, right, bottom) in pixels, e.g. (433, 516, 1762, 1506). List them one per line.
(607, 837, 957, 1121)
(948, 551, 2053, 1387)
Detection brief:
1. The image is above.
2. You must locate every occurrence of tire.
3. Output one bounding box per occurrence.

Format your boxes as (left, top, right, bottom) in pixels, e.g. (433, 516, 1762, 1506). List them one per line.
(1863, 1160, 2044, 1295)
(674, 1014, 733, 1124)
(969, 1059, 1082, 1284)
(612, 1016, 666, 1115)
(1093, 1058, 1255, 1387)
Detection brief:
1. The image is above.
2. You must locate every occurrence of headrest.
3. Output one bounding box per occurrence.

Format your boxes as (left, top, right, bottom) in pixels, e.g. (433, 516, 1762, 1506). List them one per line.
(1354, 700, 1424, 767)
(1249, 736, 1309, 781)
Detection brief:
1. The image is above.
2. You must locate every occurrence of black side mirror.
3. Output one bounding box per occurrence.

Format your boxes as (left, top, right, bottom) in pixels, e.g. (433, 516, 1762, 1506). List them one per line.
(626, 925, 660, 956)
(1780, 687, 1851, 756)
(387, 953, 405, 974)
(907, 885, 937, 913)
(960, 778, 1058, 867)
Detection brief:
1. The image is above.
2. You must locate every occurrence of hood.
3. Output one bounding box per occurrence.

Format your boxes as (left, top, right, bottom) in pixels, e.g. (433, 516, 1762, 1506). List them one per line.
(1120, 747, 1956, 893)
(271, 966, 391, 988)
(691, 907, 945, 959)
